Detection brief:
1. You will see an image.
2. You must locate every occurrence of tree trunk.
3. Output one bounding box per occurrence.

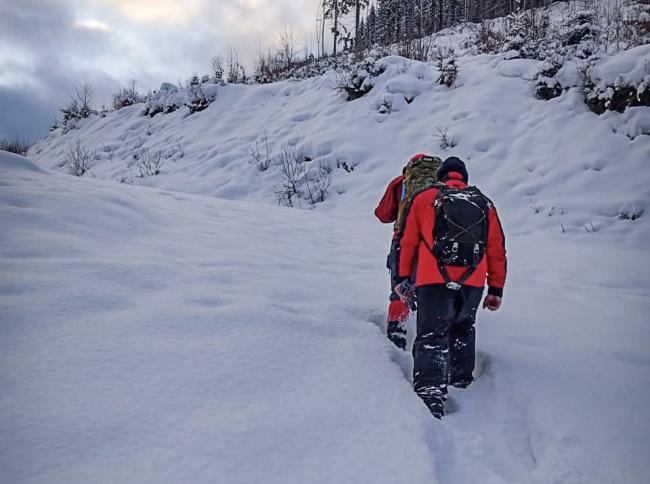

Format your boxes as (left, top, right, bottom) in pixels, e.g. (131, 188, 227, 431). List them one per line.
(321, 10, 326, 58)
(333, 2, 339, 56)
(355, 0, 361, 50)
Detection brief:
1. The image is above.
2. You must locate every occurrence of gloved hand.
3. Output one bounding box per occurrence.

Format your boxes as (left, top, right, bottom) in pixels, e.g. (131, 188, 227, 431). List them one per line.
(482, 295, 502, 311)
(395, 279, 417, 311)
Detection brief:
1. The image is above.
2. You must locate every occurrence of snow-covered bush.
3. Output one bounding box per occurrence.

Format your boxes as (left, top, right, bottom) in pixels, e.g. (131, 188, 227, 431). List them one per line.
(583, 45, 650, 114)
(503, 11, 546, 59)
(333, 58, 385, 100)
(185, 75, 211, 114)
(377, 94, 393, 114)
(112, 81, 145, 110)
(585, 73, 650, 113)
(618, 200, 644, 220)
(475, 21, 505, 55)
(143, 83, 182, 117)
(563, 9, 601, 58)
(535, 58, 564, 100)
(210, 56, 225, 83)
(64, 139, 95, 176)
(434, 47, 458, 87)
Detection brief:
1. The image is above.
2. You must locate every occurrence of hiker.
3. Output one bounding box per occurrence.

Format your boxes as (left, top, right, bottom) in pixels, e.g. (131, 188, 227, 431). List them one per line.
(375, 154, 442, 349)
(395, 156, 506, 419)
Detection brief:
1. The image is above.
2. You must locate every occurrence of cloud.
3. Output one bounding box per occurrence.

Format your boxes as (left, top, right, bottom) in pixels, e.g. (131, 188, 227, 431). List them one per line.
(106, 0, 203, 24)
(0, 0, 326, 141)
(74, 19, 111, 32)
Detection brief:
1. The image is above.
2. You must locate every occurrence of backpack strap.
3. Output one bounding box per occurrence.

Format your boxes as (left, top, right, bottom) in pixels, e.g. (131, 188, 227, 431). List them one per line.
(437, 261, 479, 291)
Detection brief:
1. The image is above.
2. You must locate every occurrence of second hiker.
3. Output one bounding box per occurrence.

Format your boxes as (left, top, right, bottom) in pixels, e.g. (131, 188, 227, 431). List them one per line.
(375, 154, 442, 349)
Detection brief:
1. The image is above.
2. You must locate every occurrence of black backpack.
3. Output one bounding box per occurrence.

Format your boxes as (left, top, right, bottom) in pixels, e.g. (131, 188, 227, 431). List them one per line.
(431, 185, 491, 290)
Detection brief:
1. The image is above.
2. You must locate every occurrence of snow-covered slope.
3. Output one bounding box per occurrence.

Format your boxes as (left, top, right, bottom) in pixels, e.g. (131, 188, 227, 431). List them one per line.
(28, 50, 650, 244)
(2, 149, 649, 484)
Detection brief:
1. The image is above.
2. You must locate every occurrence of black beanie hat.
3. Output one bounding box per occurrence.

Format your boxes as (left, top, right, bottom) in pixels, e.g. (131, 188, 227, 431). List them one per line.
(437, 156, 469, 183)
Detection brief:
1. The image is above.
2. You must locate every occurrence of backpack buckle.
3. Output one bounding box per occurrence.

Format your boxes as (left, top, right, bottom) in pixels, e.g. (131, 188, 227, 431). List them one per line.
(446, 282, 461, 291)
(452, 242, 459, 253)
(474, 244, 480, 254)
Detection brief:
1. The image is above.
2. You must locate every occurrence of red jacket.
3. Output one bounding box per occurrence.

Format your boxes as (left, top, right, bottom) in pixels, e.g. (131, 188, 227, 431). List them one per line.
(398, 173, 507, 296)
(375, 176, 404, 236)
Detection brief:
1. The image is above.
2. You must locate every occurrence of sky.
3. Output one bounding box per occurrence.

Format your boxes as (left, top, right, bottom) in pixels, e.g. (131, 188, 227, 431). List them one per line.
(0, 0, 332, 141)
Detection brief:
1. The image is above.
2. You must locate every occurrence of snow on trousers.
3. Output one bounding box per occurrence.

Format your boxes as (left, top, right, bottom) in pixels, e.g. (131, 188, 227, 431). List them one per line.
(413, 284, 483, 394)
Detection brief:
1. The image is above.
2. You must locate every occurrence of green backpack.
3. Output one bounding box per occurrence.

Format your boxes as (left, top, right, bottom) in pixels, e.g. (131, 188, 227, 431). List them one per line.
(395, 155, 442, 233)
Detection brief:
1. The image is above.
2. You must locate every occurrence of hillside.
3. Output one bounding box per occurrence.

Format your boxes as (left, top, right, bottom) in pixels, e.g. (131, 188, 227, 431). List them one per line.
(28, 44, 650, 243)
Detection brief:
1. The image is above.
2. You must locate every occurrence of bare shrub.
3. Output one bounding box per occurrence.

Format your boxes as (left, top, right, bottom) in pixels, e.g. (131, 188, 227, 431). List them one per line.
(0, 137, 32, 156)
(61, 82, 95, 128)
(434, 126, 457, 150)
(275, 24, 299, 71)
(118, 168, 135, 184)
(397, 37, 435, 61)
(305, 161, 333, 205)
(64, 139, 95, 176)
(131, 146, 164, 177)
(112, 80, 144, 110)
(226, 46, 245, 83)
(275, 141, 307, 207)
(250, 133, 274, 171)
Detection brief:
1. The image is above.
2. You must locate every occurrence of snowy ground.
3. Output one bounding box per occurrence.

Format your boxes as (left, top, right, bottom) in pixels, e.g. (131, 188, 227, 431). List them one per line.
(1, 151, 649, 484)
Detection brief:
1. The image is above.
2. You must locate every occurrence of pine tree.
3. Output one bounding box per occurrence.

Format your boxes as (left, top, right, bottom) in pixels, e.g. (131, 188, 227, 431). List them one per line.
(354, 0, 370, 49)
(323, 0, 354, 55)
(366, 4, 377, 46)
(357, 18, 366, 50)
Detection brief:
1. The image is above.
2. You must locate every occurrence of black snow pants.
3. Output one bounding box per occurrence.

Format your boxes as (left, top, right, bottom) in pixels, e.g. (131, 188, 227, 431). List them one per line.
(413, 284, 484, 395)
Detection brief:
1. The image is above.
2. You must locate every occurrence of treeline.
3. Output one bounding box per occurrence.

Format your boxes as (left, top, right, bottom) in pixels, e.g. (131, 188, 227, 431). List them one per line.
(324, 0, 559, 52)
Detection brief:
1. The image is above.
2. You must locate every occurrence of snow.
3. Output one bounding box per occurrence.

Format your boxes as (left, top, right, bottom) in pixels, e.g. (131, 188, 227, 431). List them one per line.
(0, 152, 436, 484)
(5, 19, 650, 484)
(2, 148, 649, 483)
(591, 44, 650, 86)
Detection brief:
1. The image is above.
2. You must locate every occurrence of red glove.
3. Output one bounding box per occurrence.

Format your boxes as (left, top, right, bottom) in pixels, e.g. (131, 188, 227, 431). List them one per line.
(482, 295, 502, 311)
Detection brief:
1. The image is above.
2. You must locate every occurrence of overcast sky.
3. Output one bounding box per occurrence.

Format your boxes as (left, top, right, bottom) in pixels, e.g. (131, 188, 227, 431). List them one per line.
(0, 0, 330, 141)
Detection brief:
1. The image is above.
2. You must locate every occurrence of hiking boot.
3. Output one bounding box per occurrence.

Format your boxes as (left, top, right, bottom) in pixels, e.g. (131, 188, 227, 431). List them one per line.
(387, 321, 407, 350)
(450, 378, 472, 389)
(422, 395, 445, 419)
(416, 385, 447, 419)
